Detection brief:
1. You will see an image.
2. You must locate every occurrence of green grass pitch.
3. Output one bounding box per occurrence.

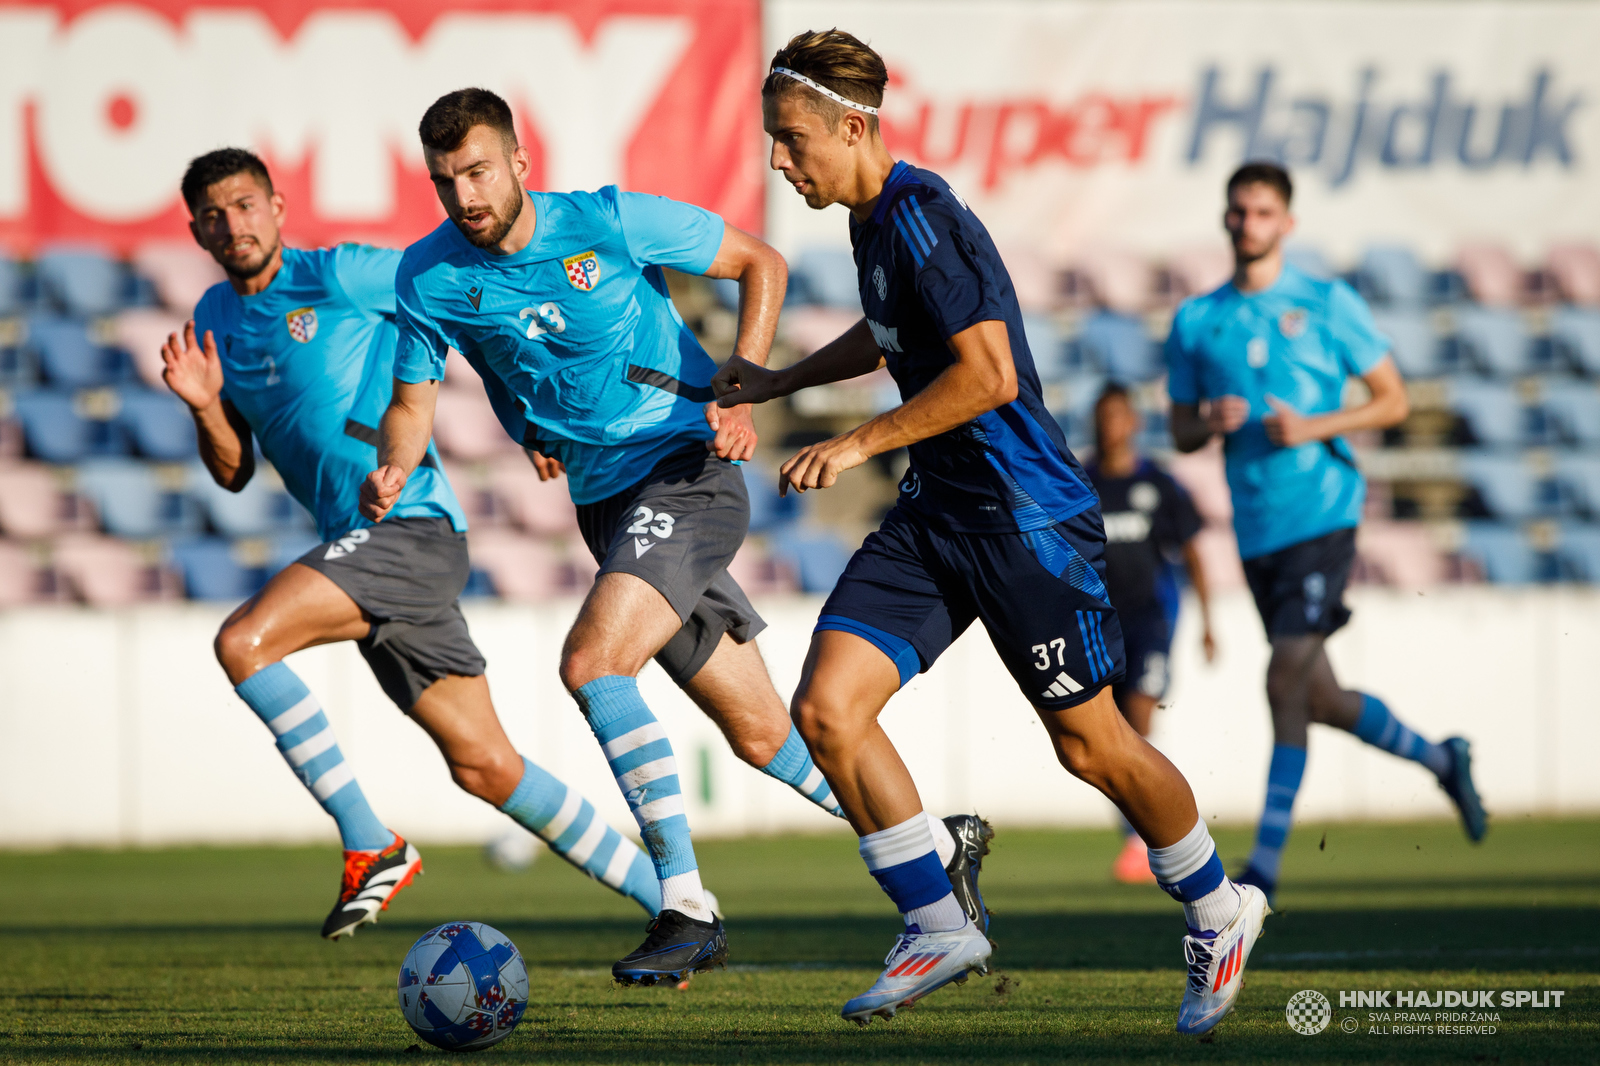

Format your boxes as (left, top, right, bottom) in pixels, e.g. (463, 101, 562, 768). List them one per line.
(1, 819, 1595, 1064)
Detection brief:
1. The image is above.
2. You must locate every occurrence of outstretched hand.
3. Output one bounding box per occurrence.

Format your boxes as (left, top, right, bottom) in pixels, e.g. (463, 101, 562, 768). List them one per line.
(711, 355, 786, 408)
(359, 465, 408, 522)
(778, 434, 870, 497)
(161, 321, 224, 411)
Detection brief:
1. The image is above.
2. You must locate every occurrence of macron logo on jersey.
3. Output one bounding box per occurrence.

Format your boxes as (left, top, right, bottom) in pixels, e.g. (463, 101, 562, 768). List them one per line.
(867, 318, 903, 352)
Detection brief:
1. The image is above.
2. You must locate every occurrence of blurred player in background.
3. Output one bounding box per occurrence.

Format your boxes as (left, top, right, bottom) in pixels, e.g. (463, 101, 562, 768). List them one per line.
(1085, 384, 1215, 884)
(714, 30, 1267, 1035)
(166, 148, 666, 940)
(361, 89, 988, 986)
(1166, 162, 1488, 905)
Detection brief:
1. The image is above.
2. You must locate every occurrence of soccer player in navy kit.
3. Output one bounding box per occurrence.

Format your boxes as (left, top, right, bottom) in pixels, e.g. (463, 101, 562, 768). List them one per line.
(163, 149, 664, 940)
(1166, 162, 1487, 904)
(1085, 384, 1215, 885)
(713, 31, 1265, 1033)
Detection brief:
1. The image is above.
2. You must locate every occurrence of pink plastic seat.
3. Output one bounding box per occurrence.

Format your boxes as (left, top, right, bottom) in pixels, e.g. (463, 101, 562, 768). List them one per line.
(1167, 244, 1232, 299)
(780, 306, 865, 358)
(432, 389, 516, 460)
(1355, 521, 1445, 590)
(1456, 244, 1522, 307)
(465, 528, 566, 602)
(0, 461, 69, 538)
(726, 543, 799, 596)
(1547, 243, 1600, 306)
(132, 242, 226, 314)
(112, 307, 187, 388)
(1076, 248, 1154, 314)
(489, 454, 578, 535)
(0, 539, 43, 606)
(51, 533, 158, 606)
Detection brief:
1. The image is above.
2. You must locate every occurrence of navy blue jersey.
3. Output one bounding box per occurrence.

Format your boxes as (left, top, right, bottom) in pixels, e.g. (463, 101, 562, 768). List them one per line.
(1085, 458, 1203, 615)
(851, 161, 1097, 534)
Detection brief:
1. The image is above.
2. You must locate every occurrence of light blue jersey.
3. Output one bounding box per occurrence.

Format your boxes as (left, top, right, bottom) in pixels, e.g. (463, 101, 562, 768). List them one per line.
(194, 245, 466, 542)
(1165, 264, 1390, 559)
(393, 186, 725, 505)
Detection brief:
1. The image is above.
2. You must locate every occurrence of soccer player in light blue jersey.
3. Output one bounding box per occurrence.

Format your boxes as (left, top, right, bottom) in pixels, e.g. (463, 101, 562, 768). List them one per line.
(1166, 162, 1488, 905)
(359, 89, 984, 986)
(163, 148, 674, 940)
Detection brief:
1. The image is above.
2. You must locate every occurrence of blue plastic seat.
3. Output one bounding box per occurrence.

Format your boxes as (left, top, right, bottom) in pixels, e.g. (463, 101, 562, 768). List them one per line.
(793, 247, 862, 310)
(36, 249, 126, 318)
(1461, 521, 1543, 583)
(269, 530, 323, 573)
(0, 344, 37, 388)
(1556, 523, 1600, 581)
(1022, 314, 1067, 381)
(1554, 454, 1600, 518)
(1355, 245, 1429, 308)
(1454, 307, 1532, 377)
(1447, 378, 1534, 447)
(76, 458, 200, 538)
(741, 461, 803, 534)
(1457, 451, 1553, 520)
(119, 388, 196, 460)
(0, 256, 24, 316)
(168, 536, 264, 601)
(1370, 310, 1440, 378)
(1540, 380, 1600, 446)
(28, 317, 126, 388)
(1077, 311, 1157, 382)
(13, 389, 129, 462)
(187, 461, 311, 537)
(1550, 307, 1600, 376)
(772, 528, 853, 594)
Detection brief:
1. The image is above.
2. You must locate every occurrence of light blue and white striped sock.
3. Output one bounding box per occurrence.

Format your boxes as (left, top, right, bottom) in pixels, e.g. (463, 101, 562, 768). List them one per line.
(1246, 744, 1306, 884)
(499, 756, 661, 915)
(574, 676, 711, 922)
(760, 724, 844, 817)
(1352, 694, 1452, 777)
(235, 662, 391, 852)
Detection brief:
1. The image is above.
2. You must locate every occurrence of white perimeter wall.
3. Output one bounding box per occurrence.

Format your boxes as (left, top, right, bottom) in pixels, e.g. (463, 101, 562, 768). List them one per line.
(1, 588, 1596, 849)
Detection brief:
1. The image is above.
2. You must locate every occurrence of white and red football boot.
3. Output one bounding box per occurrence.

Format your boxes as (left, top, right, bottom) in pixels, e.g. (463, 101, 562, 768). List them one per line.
(841, 923, 992, 1026)
(1175, 883, 1270, 1035)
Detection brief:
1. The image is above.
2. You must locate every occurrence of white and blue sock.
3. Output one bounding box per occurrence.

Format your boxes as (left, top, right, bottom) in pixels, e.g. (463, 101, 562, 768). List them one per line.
(498, 756, 661, 915)
(574, 676, 711, 922)
(1246, 744, 1306, 884)
(760, 724, 845, 817)
(1352, 694, 1452, 777)
(859, 812, 967, 933)
(235, 663, 391, 852)
(1149, 819, 1239, 938)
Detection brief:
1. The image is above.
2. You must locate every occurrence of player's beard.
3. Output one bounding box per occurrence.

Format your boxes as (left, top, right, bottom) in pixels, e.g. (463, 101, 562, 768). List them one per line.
(457, 183, 525, 249)
(220, 233, 282, 281)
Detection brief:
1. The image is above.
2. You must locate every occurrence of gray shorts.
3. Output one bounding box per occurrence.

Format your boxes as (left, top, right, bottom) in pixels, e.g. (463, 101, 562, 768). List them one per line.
(295, 516, 486, 711)
(577, 444, 766, 686)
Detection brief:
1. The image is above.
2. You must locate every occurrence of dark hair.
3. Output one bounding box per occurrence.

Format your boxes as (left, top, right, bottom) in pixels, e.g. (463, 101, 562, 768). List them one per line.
(1095, 382, 1132, 410)
(419, 88, 517, 153)
(763, 28, 888, 133)
(1227, 161, 1292, 205)
(181, 148, 273, 213)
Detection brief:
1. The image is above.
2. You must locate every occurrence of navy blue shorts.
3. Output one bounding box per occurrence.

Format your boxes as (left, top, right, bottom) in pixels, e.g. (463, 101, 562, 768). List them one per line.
(1115, 607, 1173, 702)
(817, 505, 1124, 709)
(1242, 526, 1356, 639)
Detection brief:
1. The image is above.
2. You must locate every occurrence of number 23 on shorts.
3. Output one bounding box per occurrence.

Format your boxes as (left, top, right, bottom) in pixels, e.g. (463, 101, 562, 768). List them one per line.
(626, 506, 675, 539)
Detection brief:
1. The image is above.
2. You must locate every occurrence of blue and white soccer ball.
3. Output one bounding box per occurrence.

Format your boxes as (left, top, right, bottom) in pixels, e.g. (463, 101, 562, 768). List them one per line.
(397, 922, 529, 1051)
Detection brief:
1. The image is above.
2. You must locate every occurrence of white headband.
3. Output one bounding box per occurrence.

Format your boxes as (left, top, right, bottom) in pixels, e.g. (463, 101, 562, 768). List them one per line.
(771, 66, 880, 115)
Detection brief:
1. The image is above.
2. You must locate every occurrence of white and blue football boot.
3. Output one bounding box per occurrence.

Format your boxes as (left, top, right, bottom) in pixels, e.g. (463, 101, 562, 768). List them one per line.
(841, 922, 992, 1026)
(1175, 883, 1270, 1035)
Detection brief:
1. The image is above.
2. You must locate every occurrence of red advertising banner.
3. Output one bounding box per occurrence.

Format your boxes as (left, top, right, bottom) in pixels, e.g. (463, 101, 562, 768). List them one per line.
(0, 0, 763, 255)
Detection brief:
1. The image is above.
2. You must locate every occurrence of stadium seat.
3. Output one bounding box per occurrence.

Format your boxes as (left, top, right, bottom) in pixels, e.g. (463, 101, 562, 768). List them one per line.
(51, 532, 157, 606)
(112, 308, 185, 388)
(432, 388, 516, 460)
(268, 530, 322, 572)
(75, 458, 201, 538)
(1049, 370, 1109, 450)
(779, 306, 862, 358)
(1354, 520, 1445, 589)
(0, 256, 24, 316)
(168, 536, 264, 601)
(1540, 380, 1600, 446)
(792, 247, 861, 310)
(187, 461, 309, 537)
(1554, 454, 1600, 518)
(0, 338, 38, 389)
(488, 453, 579, 535)
(1550, 307, 1600, 376)
(0, 538, 43, 606)
(1446, 377, 1534, 447)
(1022, 314, 1068, 380)
(1167, 244, 1233, 296)
(1282, 243, 1334, 280)
(1546, 243, 1600, 306)
(1457, 451, 1553, 520)
(726, 542, 800, 596)
(1355, 245, 1428, 307)
(0, 461, 68, 537)
(465, 528, 567, 601)
(1076, 311, 1158, 382)
(35, 248, 126, 318)
(119, 387, 196, 460)
(1455, 244, 1523, 307)
(28, 316, 126, 388)
(1370, 310, 1440, 378)
(1556, 523, 1600, 581)
(709, 276, 740, 313)
(742, 461, 803, 533)
(1453, 307, 1532, 377)
(13, 389, 128, 462)
(1076, 248, 1153, 315)
(130, 243, 224, 314)
(996, 244, 1060, 313)
(1460, 521, 1544, 584)
(771, 528, 853, 594)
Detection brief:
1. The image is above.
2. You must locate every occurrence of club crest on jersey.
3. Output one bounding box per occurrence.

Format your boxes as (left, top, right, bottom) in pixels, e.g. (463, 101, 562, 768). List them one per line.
(873, 265, 887, 301)
(563, 250, 601, 291)
(1279, 308, 1308, 339)
(285, 307, 318, 343)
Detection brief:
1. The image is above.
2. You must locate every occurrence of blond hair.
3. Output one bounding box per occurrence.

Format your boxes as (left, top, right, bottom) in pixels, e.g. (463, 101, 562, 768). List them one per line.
(763, 29, 888, 133)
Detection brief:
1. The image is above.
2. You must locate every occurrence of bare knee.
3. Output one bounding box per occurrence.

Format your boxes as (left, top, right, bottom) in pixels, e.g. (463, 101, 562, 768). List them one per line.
(558, 643, 615, 694)
(792, 692, 860, 761)
(449, 747, 525, 807)
(214, 620, 268, 684)
(1051, 733, 1115, 790)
